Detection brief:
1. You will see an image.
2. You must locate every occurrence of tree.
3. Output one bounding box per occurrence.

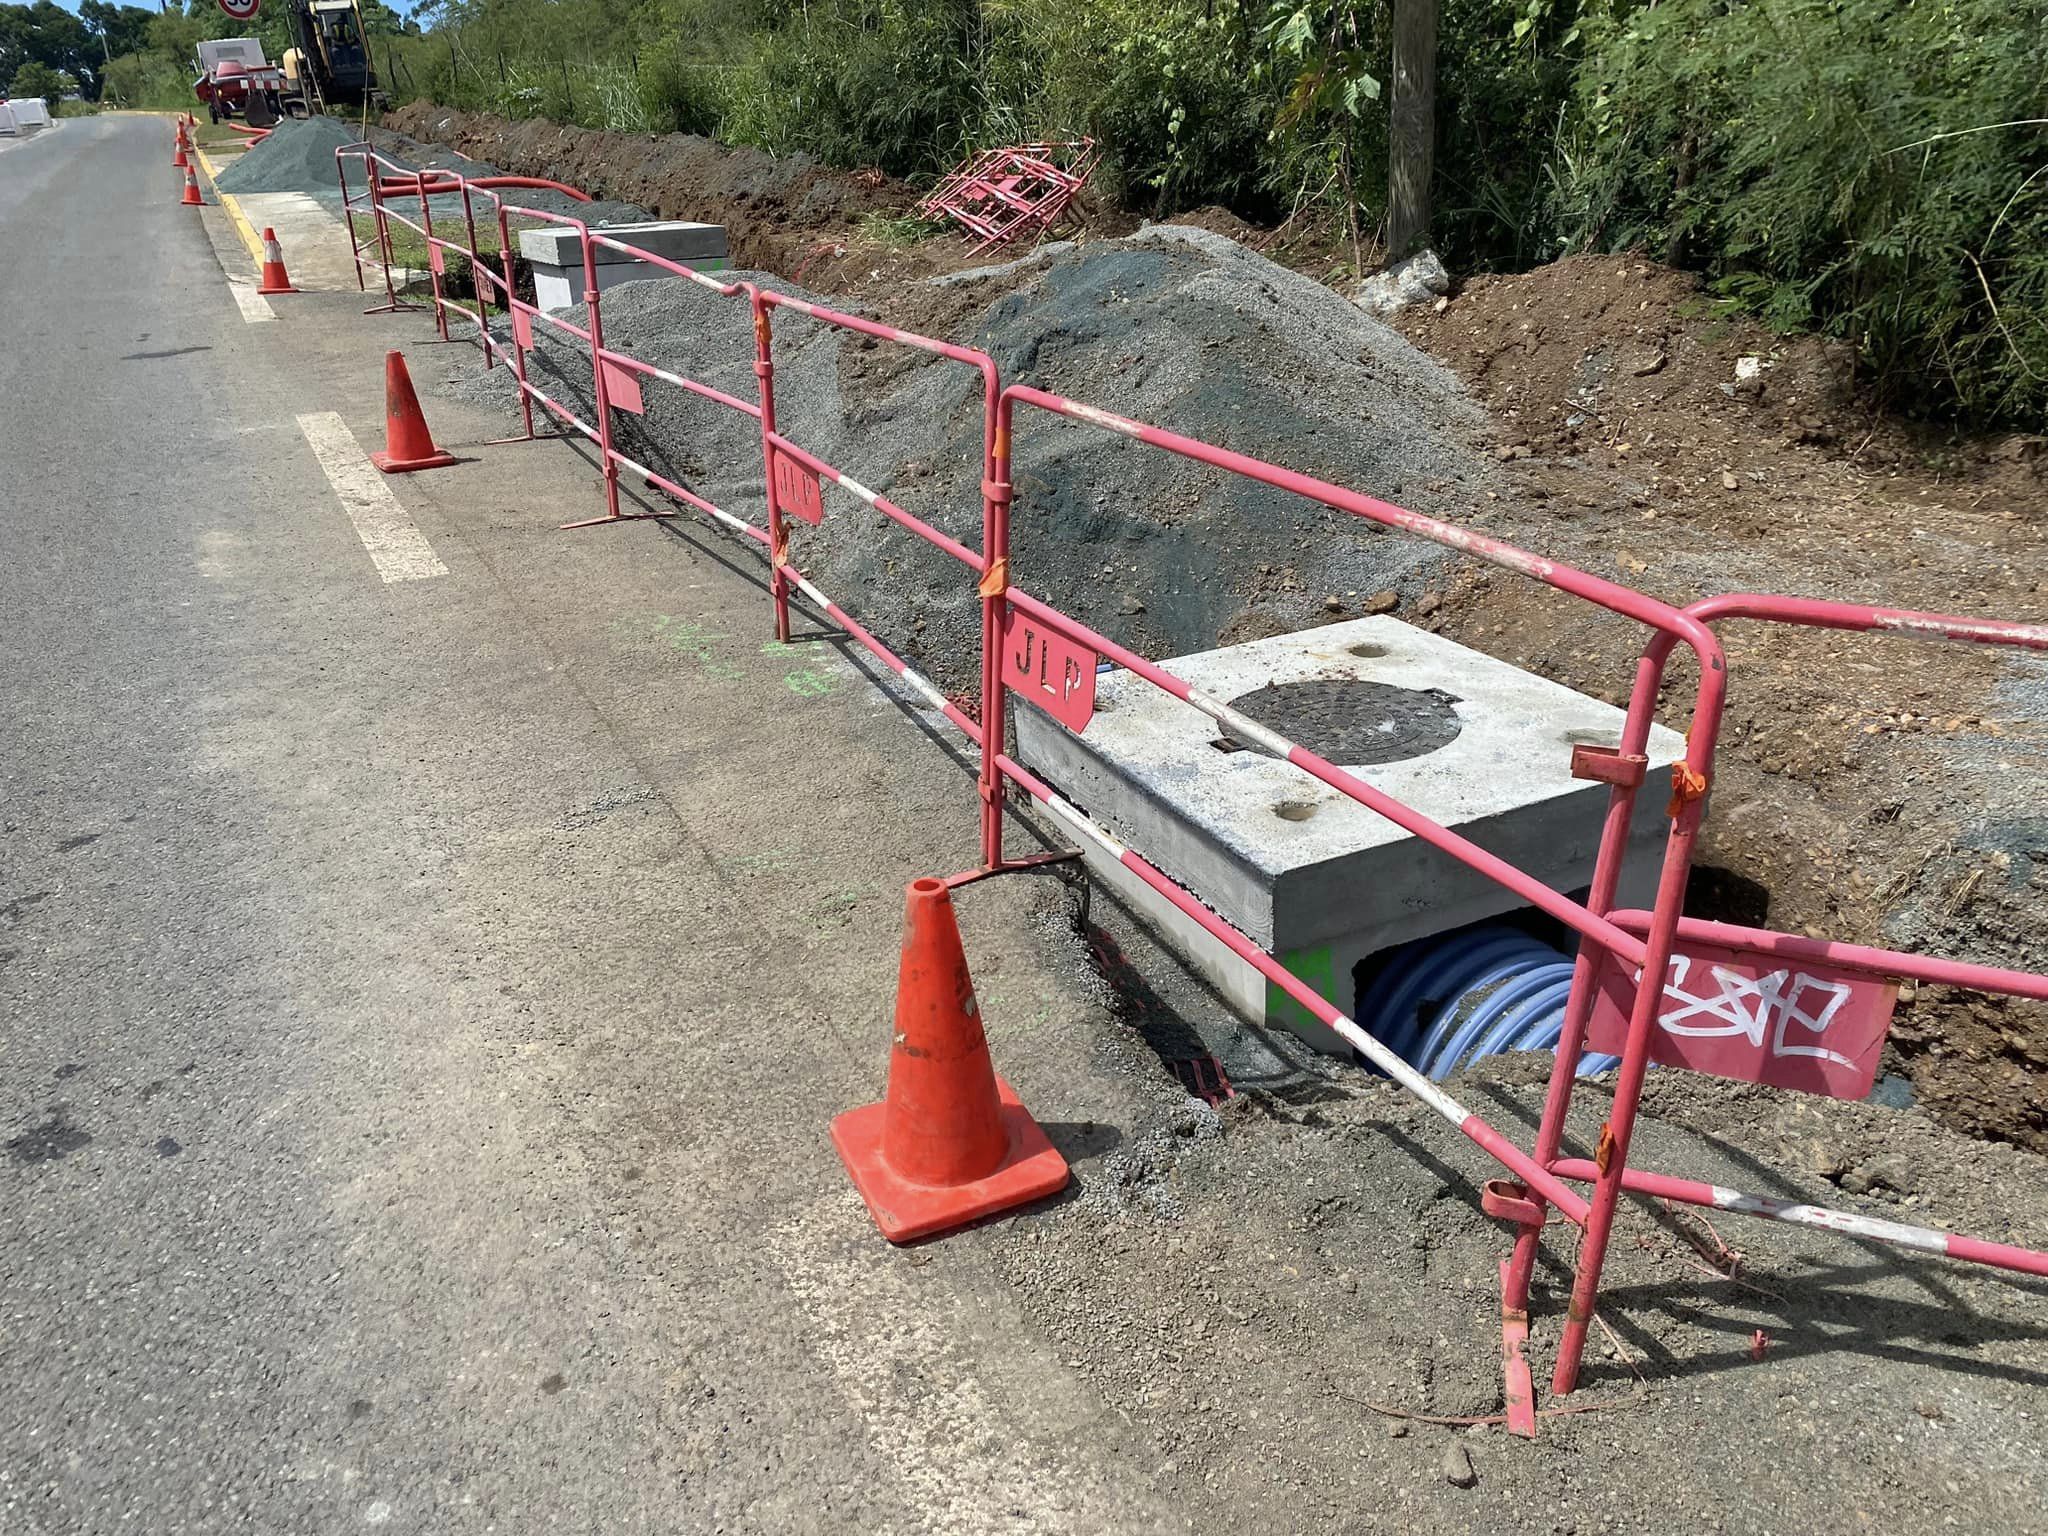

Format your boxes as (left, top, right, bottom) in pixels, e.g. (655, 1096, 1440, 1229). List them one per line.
(1263, 0, 1382, 273)
(79, 1, 155, 65)
(0, 1, 99, 96)
(1384, 0, 1433, 256)
(10, 56, 63, 106)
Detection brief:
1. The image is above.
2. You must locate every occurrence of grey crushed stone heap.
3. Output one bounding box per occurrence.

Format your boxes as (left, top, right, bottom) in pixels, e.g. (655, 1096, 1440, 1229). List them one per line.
(447, 224, 1506, 693)
(215, 115, 647, 225)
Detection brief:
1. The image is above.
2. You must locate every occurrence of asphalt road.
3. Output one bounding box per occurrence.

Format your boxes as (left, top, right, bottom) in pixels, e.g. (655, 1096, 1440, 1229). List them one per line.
(0, 115, 1185, 1535)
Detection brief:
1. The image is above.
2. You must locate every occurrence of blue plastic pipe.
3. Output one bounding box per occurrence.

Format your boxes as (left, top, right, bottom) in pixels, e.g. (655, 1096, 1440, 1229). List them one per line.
(1357, 924, 1617, 1081)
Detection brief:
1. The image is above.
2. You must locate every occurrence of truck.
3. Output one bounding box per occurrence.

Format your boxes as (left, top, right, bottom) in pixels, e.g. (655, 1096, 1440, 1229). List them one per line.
(193, 38, 286, 126)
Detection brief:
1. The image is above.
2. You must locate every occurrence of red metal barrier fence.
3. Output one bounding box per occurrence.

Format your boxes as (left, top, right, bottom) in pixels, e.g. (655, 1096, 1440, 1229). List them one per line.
(335, 139, 2048, 1436)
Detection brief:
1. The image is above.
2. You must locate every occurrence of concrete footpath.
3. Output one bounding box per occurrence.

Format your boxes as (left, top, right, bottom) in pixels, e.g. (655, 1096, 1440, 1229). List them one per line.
(1, 113, 1184, 1535)
(5, 115, 2046, 1536)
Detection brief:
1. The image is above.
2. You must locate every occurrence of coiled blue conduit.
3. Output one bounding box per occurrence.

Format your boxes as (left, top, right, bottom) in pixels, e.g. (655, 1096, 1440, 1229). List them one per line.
(1358, 924, 1619, 1082)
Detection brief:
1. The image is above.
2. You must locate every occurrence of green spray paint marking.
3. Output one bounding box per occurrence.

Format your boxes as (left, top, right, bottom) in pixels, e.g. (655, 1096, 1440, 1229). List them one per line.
(629, 612, 741, 682)
(761, 638, 837, 698)
(811, 886, 865, 927)
(1267, 943, 1337, 1034)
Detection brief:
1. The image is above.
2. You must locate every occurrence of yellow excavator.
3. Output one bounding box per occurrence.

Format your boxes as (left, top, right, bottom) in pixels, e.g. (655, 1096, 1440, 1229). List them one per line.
(278, 0, 386, 118)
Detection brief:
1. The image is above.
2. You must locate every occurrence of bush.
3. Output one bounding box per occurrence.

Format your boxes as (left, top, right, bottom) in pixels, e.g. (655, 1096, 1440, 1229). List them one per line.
(9, 58, 65, 109)
(101, 50, 191, 110)
(386, 0, 2048, 426)
(1553, 0, 2048, 422)
(1070, 0, 1276, 218)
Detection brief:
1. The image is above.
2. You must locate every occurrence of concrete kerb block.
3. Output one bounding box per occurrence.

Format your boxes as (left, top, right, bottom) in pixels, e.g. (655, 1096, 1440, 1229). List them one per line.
(518, 220, 731, 313)
(1015, 617, 1687, 1052)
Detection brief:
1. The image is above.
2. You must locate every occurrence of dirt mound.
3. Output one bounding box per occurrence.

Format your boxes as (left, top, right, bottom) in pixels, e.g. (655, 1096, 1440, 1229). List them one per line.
(1390, 253, 2048, 1149)
(215, 115, 362, 196)
(383, 102, 916, 269)
(447, 225, 1503, 695)
(1163, 205, 1265, 243)
(360, 123, 648, 225)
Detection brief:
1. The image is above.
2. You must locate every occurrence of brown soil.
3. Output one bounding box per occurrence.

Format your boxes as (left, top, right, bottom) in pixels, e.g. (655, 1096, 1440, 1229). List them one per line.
(1389, 256, 2048, 1149)
(388, 105, 2048, 1150)
(381, 102, 1067, 295)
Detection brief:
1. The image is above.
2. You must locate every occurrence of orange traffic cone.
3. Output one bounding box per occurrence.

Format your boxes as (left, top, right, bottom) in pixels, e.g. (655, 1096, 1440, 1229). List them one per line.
(831, 878, 1069, 1242)
(255, 227, 298, 295)
(369, 350, 458, 473)
(172, 125, 188, 169)
(180, 164, 204, 207)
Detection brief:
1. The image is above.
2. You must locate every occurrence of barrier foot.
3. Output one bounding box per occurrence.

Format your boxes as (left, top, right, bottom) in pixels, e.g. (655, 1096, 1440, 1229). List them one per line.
(1499, 1259, 1538, 1439)
(364, 300, 428, 315)
(560, 510, 679, 531)
(942, 849, 1085, 890)
(484, 431, 574, 446)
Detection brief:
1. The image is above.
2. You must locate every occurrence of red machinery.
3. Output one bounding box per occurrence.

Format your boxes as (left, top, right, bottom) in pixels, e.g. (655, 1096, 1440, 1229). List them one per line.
(193, 44, 287, 126)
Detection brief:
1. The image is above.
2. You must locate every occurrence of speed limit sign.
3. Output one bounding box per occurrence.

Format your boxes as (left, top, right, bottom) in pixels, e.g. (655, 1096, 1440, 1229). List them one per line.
(217, 0, 259, 19)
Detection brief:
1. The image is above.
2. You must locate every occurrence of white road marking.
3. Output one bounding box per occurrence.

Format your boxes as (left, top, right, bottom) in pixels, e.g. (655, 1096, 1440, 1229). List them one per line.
(295, 411, 449, 583)
(766, 1191, 1125, 1536)
(226, 275, 275, 325)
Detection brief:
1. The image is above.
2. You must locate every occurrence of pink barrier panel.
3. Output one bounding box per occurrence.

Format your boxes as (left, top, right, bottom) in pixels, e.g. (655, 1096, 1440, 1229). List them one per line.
(331, 144, 2048, 1438)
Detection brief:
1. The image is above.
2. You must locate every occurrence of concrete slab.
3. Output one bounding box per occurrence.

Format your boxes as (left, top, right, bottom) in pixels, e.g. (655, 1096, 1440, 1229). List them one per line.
(1016, 616, 1686, 1046)
(227, 189, 362, 291)
(519, 219, 730, 312)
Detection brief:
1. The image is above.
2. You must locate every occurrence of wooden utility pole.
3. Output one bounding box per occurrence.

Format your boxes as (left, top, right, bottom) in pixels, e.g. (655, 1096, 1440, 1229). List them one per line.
(1386, 0, 1436, 258)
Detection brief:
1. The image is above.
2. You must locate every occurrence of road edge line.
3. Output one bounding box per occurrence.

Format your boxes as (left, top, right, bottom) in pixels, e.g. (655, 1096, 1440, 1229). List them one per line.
(194, 144, 265, 266)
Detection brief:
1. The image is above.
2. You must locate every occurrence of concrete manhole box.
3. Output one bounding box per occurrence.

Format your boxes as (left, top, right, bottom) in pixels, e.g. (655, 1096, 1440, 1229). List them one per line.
(1014, 616, 1686, 1051)
(519, 221, 731, 314)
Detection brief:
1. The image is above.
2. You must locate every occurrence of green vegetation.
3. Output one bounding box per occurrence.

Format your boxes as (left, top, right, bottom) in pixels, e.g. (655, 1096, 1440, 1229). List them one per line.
(21, 0, 2043, 424)
(9, 56, 65, 108)
(1555, 0, 2048, 422)
(856, 211, 951, 247)
(14, 0, 416, 113)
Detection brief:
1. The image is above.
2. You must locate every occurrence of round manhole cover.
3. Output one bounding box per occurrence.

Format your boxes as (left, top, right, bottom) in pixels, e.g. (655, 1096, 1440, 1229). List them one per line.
(1223, 678, 1462, 765)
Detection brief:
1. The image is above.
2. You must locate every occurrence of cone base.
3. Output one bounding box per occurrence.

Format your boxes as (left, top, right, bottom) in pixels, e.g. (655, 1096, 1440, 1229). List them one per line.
(370, 447, 458, 474)
(831, 1075, 1069, 1243)
(255, 280, 299, 295)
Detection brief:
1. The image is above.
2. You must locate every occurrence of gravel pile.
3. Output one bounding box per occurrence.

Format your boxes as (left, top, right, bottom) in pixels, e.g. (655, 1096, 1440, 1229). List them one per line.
(215, 115, 646, 225)
(215, 115, 363, 197)
(446, 225, 1504, 693)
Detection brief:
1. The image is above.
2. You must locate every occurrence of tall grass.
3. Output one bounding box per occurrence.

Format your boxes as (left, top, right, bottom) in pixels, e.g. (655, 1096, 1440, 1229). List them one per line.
(378, 0, 2048, 423)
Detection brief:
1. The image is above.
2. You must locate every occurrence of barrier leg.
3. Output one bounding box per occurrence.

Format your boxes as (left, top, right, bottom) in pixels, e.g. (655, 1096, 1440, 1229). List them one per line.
(977, 400, 1015, 869)
(752, 289, 792, 641)
(559, 253, 632, 530)
(1549, 796, 1707, 1395)
(460, 184, 492, 367)
(1502, 651, 1665, 1316)
(491, 207, 554, 446)
(364, 187, 417, 316)
(420, 181, 453, 343)
(336, 159, 366, 294)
